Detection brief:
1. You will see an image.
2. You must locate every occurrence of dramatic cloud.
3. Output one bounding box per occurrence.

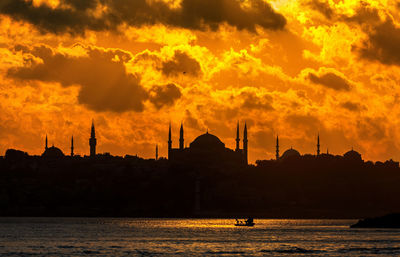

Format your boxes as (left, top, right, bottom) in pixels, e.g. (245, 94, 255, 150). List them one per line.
(240, 91, 274, 110)
(2, 0, 400, 163)
(149, 83, 182, 109)
(307, 0, 333, 19)
(0, 0, 286, 34)
(341, 4, 381, 25)
(356, 20, 400, 66)
(8, 44, 148, 112)
(338, 4, 400, 66)
(308, 71, 351, 91)
(340, 101, 364, 112)
(357, 117, 387, 141)
(184, 110, 203, 131)
(7, 44, 183, 112)
(161, 51, 202, 77)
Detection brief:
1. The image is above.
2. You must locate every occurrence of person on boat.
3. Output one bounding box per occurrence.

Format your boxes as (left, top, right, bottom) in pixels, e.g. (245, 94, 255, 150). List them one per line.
(246, 218, 253, 225)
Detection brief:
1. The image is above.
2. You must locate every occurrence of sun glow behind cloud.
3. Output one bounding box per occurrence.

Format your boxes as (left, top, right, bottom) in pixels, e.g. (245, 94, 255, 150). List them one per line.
(0, 0, 400, 162)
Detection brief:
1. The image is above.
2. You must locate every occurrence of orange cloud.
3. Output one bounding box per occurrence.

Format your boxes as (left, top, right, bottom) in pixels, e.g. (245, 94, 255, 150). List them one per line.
(1, 0, 400, 164)
(0, 0, 286, 34)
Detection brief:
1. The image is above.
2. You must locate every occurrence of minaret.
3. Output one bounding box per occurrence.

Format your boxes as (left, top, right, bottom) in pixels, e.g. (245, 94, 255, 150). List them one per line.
(168, 123, 172, 159)
(179, 123, 184, 150)
(89, 120, 97, 157)
(71, 136, 74, 157)
(243, 123, 248, 165)
(276, 135, 279, 160)
(235, 122, 240, 152)
(317, 133, 320, 156)
(45, 134, 48, 150)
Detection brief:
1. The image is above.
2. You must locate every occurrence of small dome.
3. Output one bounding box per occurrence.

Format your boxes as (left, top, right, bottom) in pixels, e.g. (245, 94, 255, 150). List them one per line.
(190, 132, 225, 149)
(344, 149, 362, 161)
(42, 146, 65, 158)
(281, 148, 301, 159)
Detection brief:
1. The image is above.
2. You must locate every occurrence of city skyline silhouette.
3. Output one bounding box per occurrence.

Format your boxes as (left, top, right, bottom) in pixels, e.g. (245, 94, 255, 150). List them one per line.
(4, 119, 386, 166)
(1, 0, 400, 255)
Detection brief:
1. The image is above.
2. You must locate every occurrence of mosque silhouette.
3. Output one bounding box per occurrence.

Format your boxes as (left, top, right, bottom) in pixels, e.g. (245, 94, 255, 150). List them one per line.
(3, 119, 400, 219)
(41, 120, 97, 159)
(39, 120, 363, 163)
(168, 122, 248, 165)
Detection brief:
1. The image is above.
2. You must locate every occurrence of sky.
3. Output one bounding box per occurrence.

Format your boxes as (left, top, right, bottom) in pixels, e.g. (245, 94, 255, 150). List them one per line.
(1, 0, 400, 163)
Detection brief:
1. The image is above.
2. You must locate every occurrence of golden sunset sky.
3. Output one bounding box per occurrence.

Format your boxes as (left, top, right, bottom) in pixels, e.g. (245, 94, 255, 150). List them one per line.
(1, 0, 400, 163)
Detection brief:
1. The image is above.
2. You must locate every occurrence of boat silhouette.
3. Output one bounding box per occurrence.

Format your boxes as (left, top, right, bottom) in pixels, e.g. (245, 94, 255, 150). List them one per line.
(235, 218, 255, 227)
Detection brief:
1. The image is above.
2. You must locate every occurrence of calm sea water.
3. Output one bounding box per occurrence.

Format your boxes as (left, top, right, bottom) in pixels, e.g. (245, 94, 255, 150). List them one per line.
(0, 218, 399, 256)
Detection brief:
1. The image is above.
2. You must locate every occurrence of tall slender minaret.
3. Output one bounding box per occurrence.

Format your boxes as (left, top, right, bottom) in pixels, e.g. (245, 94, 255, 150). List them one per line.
(168, 123, 172, 159)
(179, 123, 184, 150)
(155, 144, 158, 160)
(71, 135, 74, 157)
(317, 133, 320, 156)
(276, 135, 279, 160)
(243, 123, 248, 165)
(89, 120, 97, 157)
(235, 121, 240, 152)
(45, 134, 48, 150)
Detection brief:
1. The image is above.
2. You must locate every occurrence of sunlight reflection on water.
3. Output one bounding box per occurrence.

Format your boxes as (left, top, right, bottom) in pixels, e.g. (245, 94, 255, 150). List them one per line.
(0, 218, 399, 256)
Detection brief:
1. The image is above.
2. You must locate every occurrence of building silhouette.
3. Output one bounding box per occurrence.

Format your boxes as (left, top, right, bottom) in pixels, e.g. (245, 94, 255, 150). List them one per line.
(168, 122, 248, 165)
(277, 134, 320, 160)
(40, 122, 98, 158)
(273, 134, 364, 162)
(34, 122, 369, 165)
(89, 120, 97, 157)
(41, 135, 65, 158)
(71, 136, 74, 157)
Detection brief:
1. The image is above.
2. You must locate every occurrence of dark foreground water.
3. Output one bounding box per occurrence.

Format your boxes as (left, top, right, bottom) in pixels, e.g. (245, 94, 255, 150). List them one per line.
(0, 218, 399, 256)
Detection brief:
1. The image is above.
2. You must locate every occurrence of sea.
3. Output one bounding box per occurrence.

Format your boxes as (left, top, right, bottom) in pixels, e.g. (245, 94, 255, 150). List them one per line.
(0, 218, 399, 256)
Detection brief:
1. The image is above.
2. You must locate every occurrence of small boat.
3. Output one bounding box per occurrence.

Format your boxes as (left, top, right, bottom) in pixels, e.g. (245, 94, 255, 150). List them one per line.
(235, 218, 255, 227)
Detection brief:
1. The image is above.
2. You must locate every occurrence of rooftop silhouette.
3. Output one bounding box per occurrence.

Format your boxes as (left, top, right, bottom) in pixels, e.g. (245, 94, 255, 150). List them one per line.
(1, 121, 400, 218)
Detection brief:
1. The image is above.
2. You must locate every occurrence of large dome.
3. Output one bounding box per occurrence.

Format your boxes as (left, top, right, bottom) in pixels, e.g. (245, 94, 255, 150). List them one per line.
(281, 148, 301, 159)
(42, 146, 65, 158)
(190, 132, 225, 149)
(344, 149, 362, 161)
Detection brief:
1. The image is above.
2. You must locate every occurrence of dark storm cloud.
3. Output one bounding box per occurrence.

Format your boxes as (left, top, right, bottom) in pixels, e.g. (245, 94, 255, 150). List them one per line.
(161, 51, 202, 77)
(307, 1, 380, 24)
(308, 72, 351, 91)
(304, 1, 400, 66)
(240, 91, 274, 110)
(285, 114, 322, 135)
(338, 3, 400, 66)
(340, 4, 381, 25)
(184, 110, 203, 130)
(357, 117, 386, 140)
(355, 19, 400, 66)
(253, 130, 274, 149)
(0, 0, 286, 34)
(307, 0, 334, 19)
(0, 0, 111, 34)
(340, 101, 365, 112)
(8, 44, 181, 112)
(177, 0, 286, 31)
(149, 83, 182, 109)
